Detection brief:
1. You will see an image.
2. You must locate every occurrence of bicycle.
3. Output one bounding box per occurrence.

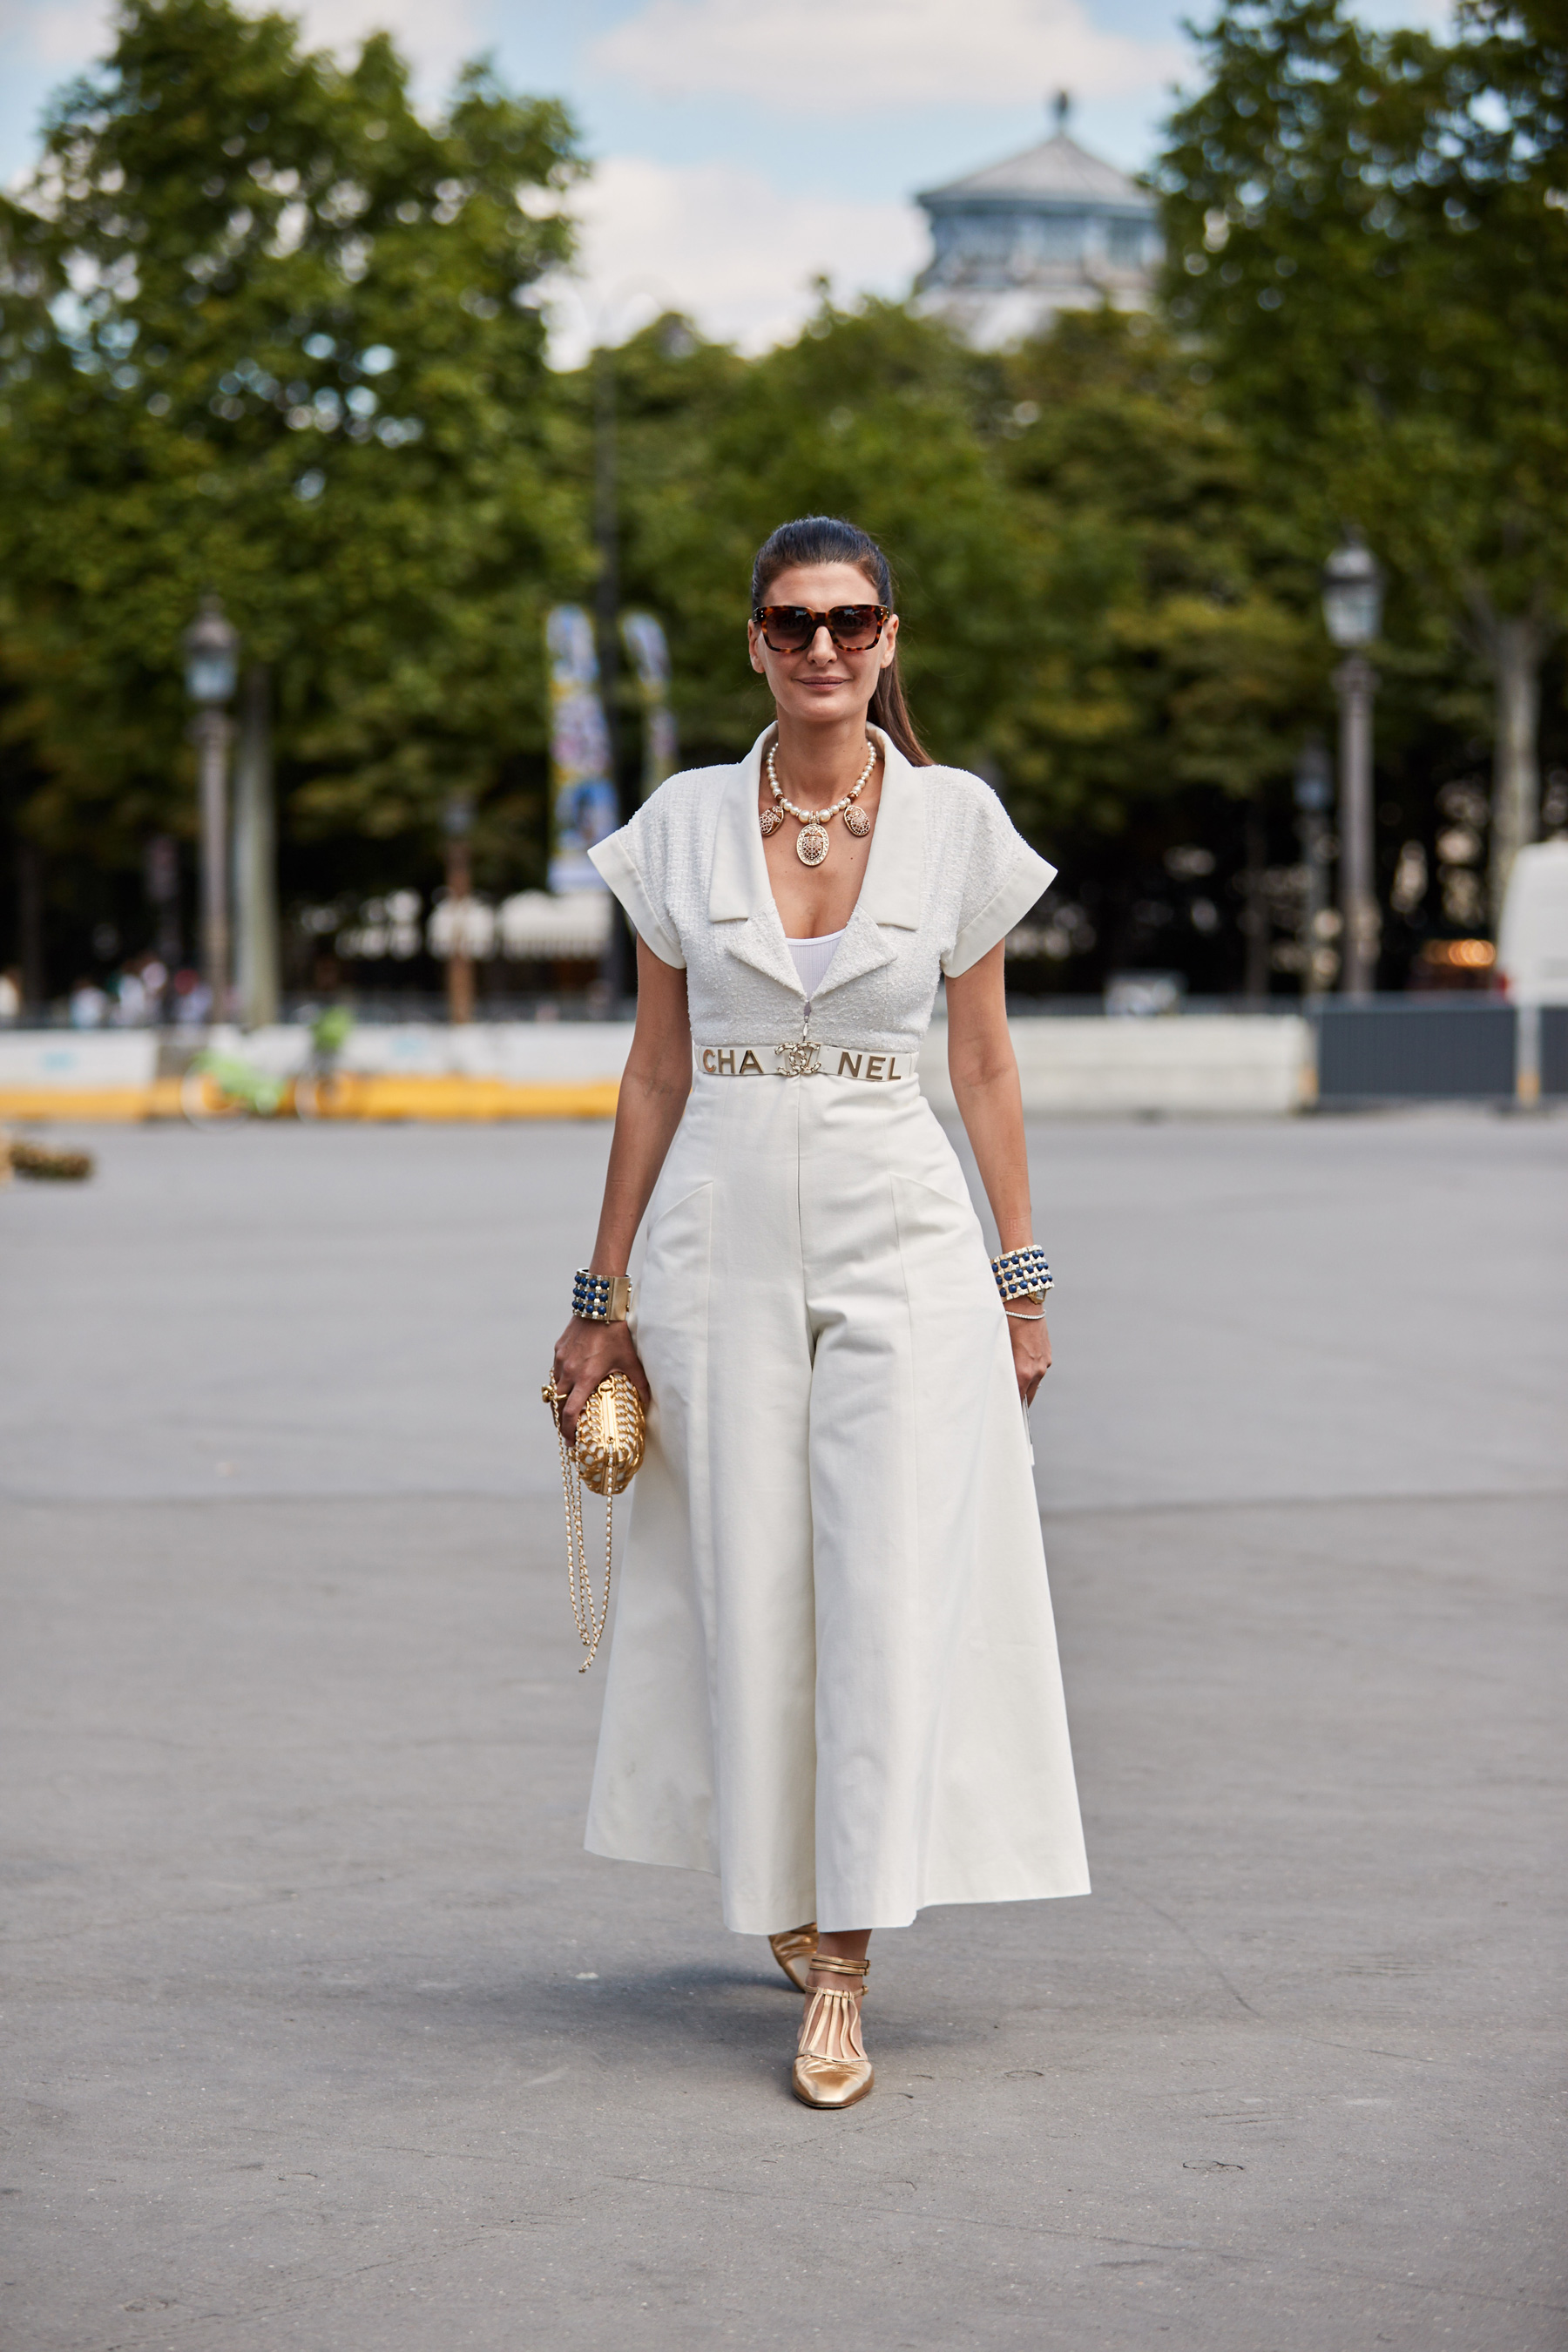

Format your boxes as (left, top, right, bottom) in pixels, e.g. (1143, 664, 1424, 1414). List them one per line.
(179, 1010, 358, 1128)
(179, 1048, 287, 1129)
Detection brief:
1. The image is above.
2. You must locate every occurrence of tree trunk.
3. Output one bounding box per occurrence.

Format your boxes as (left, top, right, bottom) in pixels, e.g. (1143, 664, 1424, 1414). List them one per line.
(232, 663, 280, 1028)
(17, 840, 45, 1010)
(1487, 619, 1542, 929)
(1465, 586, 1550, 931)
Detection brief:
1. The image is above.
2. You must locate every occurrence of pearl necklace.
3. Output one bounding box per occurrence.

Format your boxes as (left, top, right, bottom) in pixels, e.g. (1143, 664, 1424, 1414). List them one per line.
(761, 734, 877, 867)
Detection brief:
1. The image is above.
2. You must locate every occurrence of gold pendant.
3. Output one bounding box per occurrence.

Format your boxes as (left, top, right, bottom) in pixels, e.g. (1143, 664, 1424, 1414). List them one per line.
(759, 806, 783, 836)
(796, 823, 828, 867)
(843, 805, 871, 838)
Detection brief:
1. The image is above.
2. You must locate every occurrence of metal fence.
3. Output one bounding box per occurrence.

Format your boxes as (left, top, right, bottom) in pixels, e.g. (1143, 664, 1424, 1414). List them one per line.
(1542, 1008, 1568, 1099)
(1316, 1000, 1514, 1101)
(1315, 999, 1568, 1103)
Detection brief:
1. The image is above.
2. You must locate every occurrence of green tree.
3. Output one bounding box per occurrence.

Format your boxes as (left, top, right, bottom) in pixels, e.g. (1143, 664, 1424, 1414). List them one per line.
(0, 0, 585, 969)
(1158, 0, 1568, 920)
(599, 296, 1031, 774)
(593, 297, 1342, 991)
(990, 308, 1321, 842)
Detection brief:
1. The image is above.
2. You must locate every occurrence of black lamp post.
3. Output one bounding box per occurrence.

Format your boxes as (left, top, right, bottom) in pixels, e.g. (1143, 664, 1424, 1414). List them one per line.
(1321, 532, 1384, 997)
(183, 592, 240, 1022)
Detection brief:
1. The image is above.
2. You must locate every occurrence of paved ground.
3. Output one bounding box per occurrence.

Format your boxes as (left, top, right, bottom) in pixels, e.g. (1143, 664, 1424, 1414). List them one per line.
(3, 1108, 1565, 2351)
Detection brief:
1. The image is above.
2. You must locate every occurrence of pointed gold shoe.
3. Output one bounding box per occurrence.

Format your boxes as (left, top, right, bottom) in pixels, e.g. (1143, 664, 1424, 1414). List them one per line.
(790, 1952, 873, 2111)
(767, 1921, 818, 1993)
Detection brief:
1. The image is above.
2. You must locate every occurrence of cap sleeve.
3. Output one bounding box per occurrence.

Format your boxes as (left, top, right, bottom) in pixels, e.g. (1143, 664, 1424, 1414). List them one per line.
(943, 785, 1057, 978)
(588, 797, 685, 970)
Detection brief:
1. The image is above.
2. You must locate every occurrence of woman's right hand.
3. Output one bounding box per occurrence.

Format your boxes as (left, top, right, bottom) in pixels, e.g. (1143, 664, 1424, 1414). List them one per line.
(551, 1315, 651, 1446)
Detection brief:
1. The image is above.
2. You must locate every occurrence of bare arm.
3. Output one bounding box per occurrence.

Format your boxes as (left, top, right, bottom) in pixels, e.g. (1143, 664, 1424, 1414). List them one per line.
(944, 942, 1051, 1403)
(551, 937, 691, 1440)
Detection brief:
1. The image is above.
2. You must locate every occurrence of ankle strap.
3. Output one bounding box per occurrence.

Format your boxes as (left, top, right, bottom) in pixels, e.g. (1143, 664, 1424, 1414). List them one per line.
(809, 1951, 868, 1979)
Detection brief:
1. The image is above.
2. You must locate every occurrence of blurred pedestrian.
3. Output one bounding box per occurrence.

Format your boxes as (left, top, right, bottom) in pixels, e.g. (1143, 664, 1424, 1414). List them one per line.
(171, 969, 210, 1027)
(0, 967, 20, 1024)
(551, 516, 1087, 2113)
(110, 963, 148, 1025)
(69, 979, 108, 1029)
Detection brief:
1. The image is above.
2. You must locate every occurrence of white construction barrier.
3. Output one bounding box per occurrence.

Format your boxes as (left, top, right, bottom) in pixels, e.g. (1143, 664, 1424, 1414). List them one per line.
(0, 1015, 1313, 1119)
(923, 1014, 1312, 1118)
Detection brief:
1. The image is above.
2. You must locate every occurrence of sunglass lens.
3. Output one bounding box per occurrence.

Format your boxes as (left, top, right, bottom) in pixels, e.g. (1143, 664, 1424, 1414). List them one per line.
(828, 606, 882, 649)
(760, 607, 814, 651)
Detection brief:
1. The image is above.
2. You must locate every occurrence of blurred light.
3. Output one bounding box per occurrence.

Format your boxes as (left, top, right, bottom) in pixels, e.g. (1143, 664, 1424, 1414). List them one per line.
(1321, 531, 1384, 649)
(182, 591, 238, 704)
(1419, 938, 1495, 970)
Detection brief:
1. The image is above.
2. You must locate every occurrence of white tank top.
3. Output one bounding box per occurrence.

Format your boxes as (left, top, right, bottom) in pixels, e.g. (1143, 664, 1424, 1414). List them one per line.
(785, 929, 844, 1006)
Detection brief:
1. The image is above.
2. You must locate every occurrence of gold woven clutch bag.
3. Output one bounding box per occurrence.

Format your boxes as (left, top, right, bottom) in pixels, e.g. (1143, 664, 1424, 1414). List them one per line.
(542, 1372, 645, 1671)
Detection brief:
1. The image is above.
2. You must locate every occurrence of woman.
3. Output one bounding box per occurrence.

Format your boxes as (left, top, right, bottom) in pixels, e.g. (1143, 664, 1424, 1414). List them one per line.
(551, 516, 1088, 2111)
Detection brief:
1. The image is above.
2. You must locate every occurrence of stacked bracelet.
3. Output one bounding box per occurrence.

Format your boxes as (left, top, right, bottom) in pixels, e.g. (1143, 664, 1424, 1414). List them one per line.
(991, 1246, 1052, 1303)
(571, 1269, 633, 1324)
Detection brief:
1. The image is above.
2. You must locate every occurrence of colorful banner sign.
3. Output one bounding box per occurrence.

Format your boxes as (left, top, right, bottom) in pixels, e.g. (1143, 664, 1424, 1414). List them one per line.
(546, 605, 618, 893)
(620, 612, 679, 803)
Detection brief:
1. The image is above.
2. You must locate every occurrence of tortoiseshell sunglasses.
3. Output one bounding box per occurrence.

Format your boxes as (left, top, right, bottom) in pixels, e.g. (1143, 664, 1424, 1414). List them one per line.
(753, 604, 891, 654)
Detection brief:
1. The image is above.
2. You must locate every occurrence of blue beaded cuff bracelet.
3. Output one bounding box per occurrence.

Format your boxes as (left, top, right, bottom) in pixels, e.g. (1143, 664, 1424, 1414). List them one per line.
(572, 1269, 632, 1323)
(991, 1246, 1052, 1302)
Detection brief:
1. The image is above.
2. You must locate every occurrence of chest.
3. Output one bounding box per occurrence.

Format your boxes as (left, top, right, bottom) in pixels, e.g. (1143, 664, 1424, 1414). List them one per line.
(760, 773, 884, 937)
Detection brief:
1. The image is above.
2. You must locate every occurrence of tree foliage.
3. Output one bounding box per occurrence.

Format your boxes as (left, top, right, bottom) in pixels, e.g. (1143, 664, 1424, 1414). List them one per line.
(1157, 0, 1568, 902)
(3, 0, 1562, 1000)
(0, 0, 585, 885)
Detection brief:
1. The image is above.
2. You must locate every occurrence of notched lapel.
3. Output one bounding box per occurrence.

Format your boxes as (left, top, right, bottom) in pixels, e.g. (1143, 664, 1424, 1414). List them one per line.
(808, 908, 896, 998)
(708, 731, 804, 997)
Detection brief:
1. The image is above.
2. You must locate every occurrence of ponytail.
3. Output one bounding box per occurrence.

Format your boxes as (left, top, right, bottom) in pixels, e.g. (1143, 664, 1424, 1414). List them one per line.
(750, 515, 933, 768)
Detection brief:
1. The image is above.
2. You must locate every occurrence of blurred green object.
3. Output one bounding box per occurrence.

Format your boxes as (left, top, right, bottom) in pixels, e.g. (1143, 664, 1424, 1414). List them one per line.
(181, 1050, 286, 1128)
(310, 1008, 355, 1058)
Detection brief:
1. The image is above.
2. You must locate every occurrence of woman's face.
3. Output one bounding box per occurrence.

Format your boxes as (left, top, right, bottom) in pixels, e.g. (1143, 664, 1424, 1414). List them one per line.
(747, 562, 899, 729)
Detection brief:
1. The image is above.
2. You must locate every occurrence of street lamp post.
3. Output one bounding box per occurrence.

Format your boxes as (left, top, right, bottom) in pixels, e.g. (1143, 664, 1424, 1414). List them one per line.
(1321, 531, 1384, 998)
(1293, 734, 1335, 1000)
(443, 793, 476, 1026)
(183, 592, 240, 1023)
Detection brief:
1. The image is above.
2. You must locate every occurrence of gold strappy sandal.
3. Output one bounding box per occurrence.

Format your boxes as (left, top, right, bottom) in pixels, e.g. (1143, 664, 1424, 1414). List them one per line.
(791, 1951, 872, 2111)
(768, 1922, 818, 1992)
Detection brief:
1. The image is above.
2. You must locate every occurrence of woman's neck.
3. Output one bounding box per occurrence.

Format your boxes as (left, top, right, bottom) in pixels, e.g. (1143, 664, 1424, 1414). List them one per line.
(772, 710, 877, 805)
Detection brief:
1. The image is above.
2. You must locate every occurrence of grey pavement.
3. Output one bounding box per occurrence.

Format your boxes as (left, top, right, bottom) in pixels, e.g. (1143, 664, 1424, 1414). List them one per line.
(2, 1108, 1565, 2350)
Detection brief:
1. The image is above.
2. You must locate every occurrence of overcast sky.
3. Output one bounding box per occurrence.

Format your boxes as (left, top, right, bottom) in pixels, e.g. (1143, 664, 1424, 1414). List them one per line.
(0, 0, 1447, 362)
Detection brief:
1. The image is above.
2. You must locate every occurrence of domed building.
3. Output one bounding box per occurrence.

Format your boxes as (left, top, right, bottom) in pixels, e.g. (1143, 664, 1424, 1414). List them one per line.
(913, 98, 1162, 348)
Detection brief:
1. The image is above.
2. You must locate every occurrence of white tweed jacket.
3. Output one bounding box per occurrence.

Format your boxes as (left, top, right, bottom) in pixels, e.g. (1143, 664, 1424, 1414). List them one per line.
(590, 727, 1056, 1056)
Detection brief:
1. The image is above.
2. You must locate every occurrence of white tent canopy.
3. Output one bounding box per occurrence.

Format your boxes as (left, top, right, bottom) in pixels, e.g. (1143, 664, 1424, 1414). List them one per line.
(426, 890, 612, 962)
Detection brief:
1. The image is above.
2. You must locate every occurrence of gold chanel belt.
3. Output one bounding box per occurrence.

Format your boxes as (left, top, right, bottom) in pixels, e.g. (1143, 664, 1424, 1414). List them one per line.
(695, 1043, 915, 1083)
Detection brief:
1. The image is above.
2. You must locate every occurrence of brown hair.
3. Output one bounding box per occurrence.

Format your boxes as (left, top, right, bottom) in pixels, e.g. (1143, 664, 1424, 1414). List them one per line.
(750, 515, 932, 767)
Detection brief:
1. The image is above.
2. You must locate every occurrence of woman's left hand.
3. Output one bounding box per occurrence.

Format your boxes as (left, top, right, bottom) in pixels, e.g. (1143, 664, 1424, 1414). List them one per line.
(1008, 1308, 1051, 1407)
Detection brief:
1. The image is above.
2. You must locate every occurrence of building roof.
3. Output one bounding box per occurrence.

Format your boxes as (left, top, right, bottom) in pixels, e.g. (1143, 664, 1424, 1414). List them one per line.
(918, 130, 1152, 215)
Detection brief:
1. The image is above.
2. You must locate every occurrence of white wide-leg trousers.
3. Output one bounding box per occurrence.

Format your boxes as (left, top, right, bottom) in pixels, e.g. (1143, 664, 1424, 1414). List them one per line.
(585, 1066, 1089, 1934)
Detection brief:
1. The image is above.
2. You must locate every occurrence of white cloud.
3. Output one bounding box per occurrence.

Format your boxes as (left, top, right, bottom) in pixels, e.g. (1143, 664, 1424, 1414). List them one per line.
(0, 0, 479, 96)
(544, 153, 929, 365)
(594, 0, 1183, 112)
(14, 0, 111, 66)
(293, 0, 483, 91)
